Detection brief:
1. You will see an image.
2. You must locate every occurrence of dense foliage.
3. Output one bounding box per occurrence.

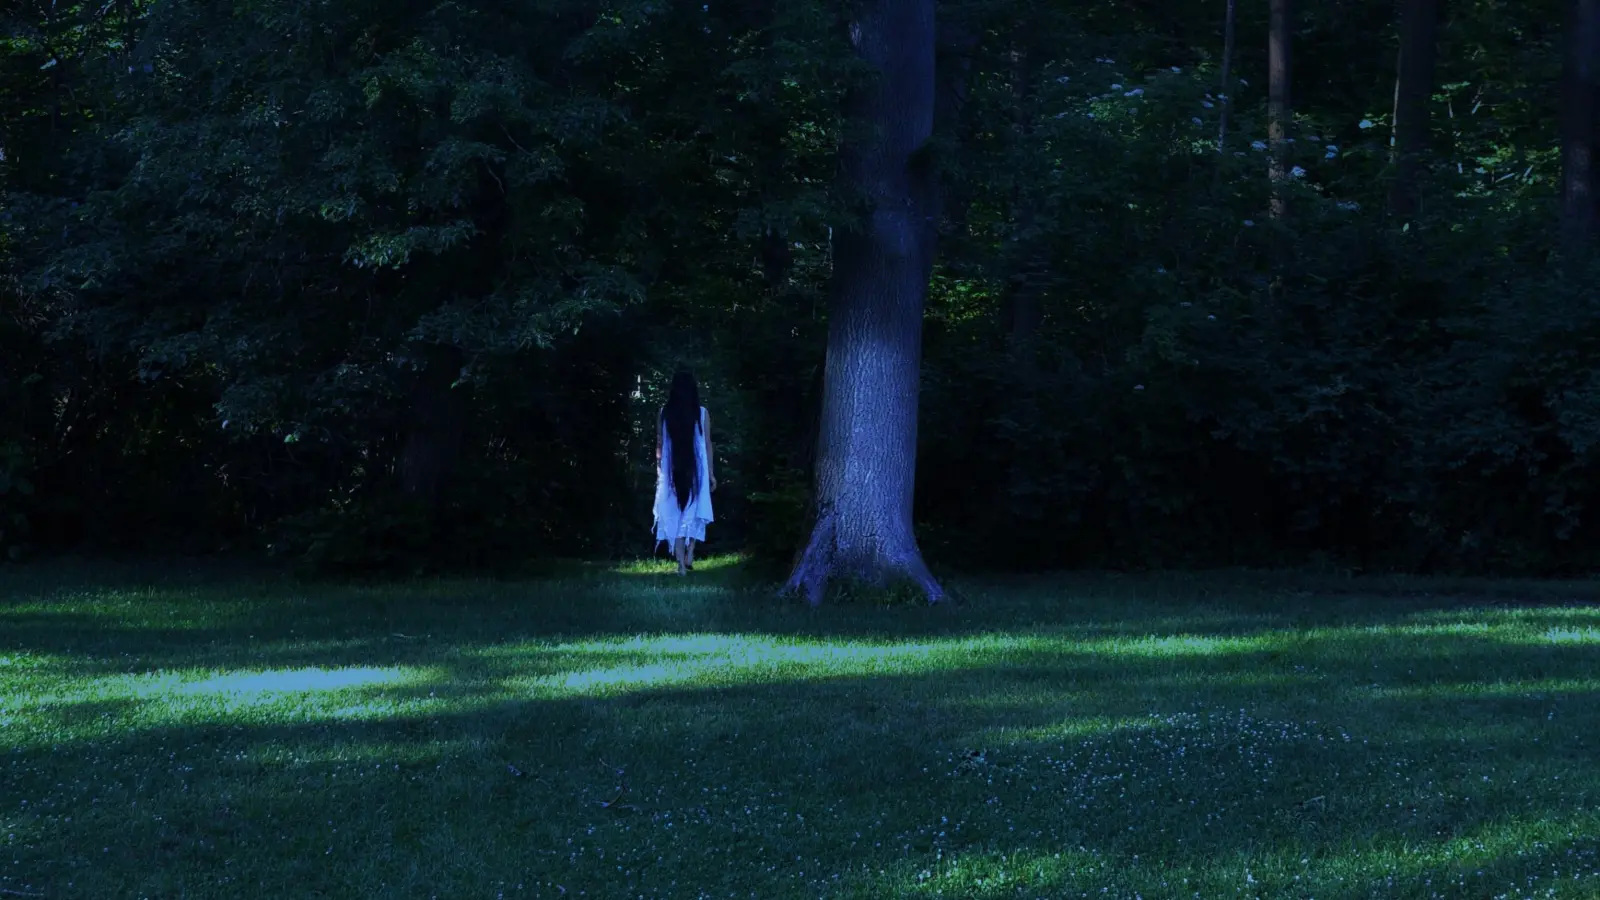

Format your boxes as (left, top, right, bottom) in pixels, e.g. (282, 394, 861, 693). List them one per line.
(3, 0, 1598, 574)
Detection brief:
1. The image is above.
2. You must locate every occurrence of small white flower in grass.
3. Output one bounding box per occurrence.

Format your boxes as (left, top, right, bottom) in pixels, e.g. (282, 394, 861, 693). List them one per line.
(1111, 83, 1122, 90)
(1337, 200, 1359, 211)
(1134, 384, 1145, 391)
(1359, 118, 1374, 129)
(1243, 219, 1255, 226)
(1192, 117, 1203, 125)
(1251, 140, 1266, 151)
(1171, 66, 1182, 73)
(1207, 314, 1217, 321)
(1202, 100, 1214, 108)
(1239, 77, 1249, 86)
(1291, 165, 1306, 178)
(1125, 88, 1144, 97)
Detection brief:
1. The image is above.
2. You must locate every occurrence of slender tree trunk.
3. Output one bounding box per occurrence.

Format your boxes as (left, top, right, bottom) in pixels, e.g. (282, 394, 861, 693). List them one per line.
(935, 17, 978, 238)
(760, 223, 793, 293)
(1389, 0, 1442, 219)
(1562, 0, 1600, 250)
(1218, 0, 1238, 153)
(1267, 0, 1293, 220)
(398, 344, 468, 506)
(1002, 31, 1042, 354)
(785, 0, 942, 606)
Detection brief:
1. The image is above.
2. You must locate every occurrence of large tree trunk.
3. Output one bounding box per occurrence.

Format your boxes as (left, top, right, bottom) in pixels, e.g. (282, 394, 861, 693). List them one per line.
(1562, 0, 1600, 250)
(1267, 0, 1293, 221)
(398, 344, 468, 506)
(1389, 0, 1442, 219)
(784, 0, 942, 606)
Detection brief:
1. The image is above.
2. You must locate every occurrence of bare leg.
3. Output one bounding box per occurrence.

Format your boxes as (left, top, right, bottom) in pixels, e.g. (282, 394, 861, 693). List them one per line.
(686, 538, 696, 570)
(674, 536, 687, 575)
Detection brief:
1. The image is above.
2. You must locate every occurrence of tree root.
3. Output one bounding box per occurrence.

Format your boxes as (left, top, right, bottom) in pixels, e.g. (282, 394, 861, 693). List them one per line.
(782, 509, 944, 606)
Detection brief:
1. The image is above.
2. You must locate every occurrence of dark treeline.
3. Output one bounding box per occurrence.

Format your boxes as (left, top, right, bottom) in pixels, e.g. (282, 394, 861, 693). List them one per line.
(4, 0, 1600, 580)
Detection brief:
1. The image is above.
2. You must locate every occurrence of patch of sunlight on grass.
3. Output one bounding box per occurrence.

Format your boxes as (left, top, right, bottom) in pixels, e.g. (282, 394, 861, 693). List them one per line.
(23, 665, 432, 706)
(1361, 677, 1600, 700)
(875, 811, 1600, 899)
(0, 587, 266, 632)
(484, 631, 1282, 699)
(9, 664, 451, 745)
(975, 715, 1162, 743)
(1360, 621, 1497, 637)
(613, 553, 744, 575)
(166, 666, 412, 698)
(496, 634, 1035, 697)
(1407, 605, 1600, 625)
(1367, 811, 1600, 875)
(1540, 627, 1600, 644)
(1189, 815, 1600, 896)
(0, 652, 54, 671)
(1110, 633, 1269, 656)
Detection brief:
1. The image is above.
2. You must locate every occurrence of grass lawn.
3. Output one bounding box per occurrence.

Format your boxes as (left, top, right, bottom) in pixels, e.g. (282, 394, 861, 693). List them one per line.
(2, 558, 1599, 899)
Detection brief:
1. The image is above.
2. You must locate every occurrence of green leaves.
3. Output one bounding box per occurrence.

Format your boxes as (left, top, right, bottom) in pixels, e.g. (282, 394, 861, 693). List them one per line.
(345, 221, 479, 269)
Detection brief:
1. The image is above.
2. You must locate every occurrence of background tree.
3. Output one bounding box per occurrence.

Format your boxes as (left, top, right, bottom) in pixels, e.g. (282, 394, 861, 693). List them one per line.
(1562, 0, 1599, 249)
(1267, 0, 1293, 220)
(1389, 0, 1443, 218)
(6, 0, 1600, 581)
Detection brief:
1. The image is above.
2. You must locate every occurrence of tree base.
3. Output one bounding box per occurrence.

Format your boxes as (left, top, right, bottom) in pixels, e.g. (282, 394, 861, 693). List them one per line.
(782, 509, 944, 607)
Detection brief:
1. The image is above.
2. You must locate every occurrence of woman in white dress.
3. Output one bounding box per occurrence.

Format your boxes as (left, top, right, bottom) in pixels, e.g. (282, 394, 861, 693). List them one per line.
(653, 370, 716, 574)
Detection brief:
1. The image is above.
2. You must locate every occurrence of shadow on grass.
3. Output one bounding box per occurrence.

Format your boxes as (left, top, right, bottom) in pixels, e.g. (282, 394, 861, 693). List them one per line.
(5, 558, 1597, 674)
(5, 641, 1597, 898)
(4, 559, 1599, 896)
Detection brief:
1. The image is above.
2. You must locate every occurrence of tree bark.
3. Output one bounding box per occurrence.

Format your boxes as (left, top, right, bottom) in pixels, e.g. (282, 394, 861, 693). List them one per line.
(934, 17, 978, 239)
(1388, 0, 1442, 219)
(1217, 0, 1238, 153)
(1562, 0, 1600, 251)
(1267, 0, 1293, 221)
(784, 0, 942, 606)
(760, 223, 793, 293)
(1001, 30, 1043, 355)
(398, 344, 468, 506)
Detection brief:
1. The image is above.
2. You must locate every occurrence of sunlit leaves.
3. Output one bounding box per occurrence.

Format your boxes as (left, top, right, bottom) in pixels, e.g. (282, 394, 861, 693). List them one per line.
(344, 220, 479, 269)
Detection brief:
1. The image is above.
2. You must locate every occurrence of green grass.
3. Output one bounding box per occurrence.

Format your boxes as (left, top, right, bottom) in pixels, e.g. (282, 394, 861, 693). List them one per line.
(2, 559, 1599, 899)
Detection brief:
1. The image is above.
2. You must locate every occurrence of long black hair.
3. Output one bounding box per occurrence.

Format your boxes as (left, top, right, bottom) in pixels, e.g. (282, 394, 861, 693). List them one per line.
(662, 370, 701, 510)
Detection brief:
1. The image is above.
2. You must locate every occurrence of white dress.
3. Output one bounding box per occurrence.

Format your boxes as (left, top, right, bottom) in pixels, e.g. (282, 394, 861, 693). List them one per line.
(653, 406, 714, 546)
